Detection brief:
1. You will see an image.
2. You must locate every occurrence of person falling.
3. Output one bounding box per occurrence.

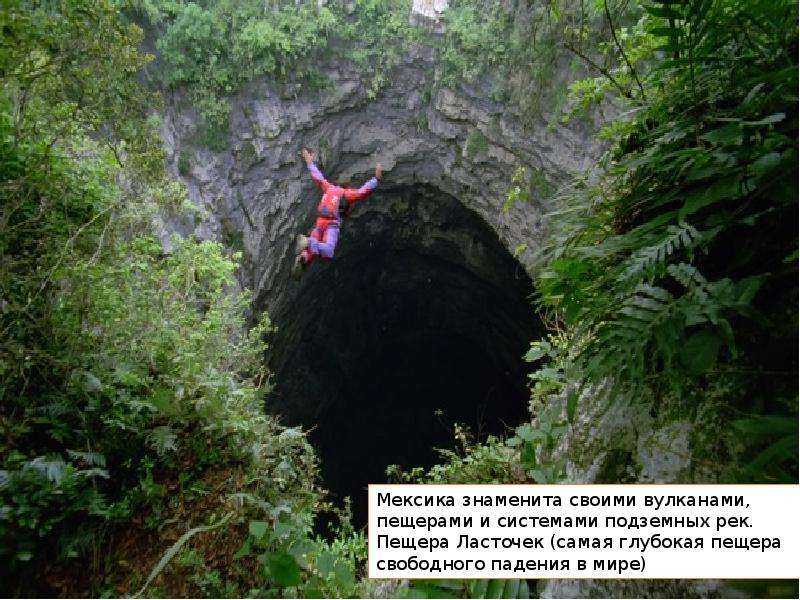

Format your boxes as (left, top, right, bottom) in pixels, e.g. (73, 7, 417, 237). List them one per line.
(294, 146, 382, 275)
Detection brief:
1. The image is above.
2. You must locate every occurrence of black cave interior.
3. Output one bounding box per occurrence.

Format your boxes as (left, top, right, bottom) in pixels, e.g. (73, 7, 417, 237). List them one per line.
(267, 186, 540, 526)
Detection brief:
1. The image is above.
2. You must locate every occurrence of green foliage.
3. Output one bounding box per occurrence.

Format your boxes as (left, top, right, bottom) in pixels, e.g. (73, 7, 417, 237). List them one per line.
(133, 0, 640, 151)
(155, 3, 228, 91)
(177, 148, 192, 175)
(438, 0, 633, 124)
(132, 0, 418, 146)
(438, 1, 511, 84)
(337, 0, 421, 99)
(0, 2, 356, 596)
(142, 0, 336, 145)
(237, 141, 259, 171)
(730, 412, 799, 483)
(505, 167, 555, 212)
(225, 500, 366, 597)
(1, 3, 168, 570)
(532, 0, 798, 481)
(464, 128, 488, 159)
(388, 424, 525, 486)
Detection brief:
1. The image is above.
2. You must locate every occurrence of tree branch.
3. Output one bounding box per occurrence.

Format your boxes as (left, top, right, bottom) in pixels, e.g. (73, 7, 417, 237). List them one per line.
(562, 41, 633, 100)
(603, 0, 646, 100)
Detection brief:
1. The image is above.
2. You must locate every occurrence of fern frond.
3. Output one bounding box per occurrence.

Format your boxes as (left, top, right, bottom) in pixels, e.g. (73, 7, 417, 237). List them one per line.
(76, 468, 110, 480)
(667, 262, 708, 289)
(620, 222, 710, 281)
(67, 450, 107, 467)
(25, 456, 67, 485)
(146, 425, 178, 456)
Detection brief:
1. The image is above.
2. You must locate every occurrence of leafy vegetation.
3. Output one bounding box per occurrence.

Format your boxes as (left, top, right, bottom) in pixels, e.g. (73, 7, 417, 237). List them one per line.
(126, 0, 656, 149)
(525, 0, 798, 483)
(335, 0, 423, 99)
(150, 0, 335, 149)
(2, 0, 797, 596)
(437, 0, 641, 125)
(398, 0, 798, 496)
(464, 128, 488, 159)
(177, 147, 192, 175)
(0, 1, 360, 596)
(122, 0, 419, 148)
(126, 0, 633, 147)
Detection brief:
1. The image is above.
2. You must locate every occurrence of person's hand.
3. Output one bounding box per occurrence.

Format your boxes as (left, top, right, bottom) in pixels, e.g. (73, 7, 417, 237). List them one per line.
(375, 162, 383, 180)
(301, 147, 315, 165)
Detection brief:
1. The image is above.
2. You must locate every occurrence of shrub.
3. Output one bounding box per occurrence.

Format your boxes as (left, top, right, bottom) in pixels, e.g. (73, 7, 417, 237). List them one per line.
(464, 128, 488, 159)
(531, 0, 798, 481)
(177, 148, 192, 175)
(0, 3, 350, 596)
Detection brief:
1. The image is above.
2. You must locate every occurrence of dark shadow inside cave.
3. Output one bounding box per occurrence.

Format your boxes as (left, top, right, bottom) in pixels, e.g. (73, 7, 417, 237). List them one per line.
(266, 185, 540, 527)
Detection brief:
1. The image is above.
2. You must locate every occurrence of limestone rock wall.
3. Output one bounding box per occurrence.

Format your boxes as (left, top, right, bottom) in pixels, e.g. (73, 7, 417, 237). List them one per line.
(158, 45, 600, 316)
(154, 14, 725, 597)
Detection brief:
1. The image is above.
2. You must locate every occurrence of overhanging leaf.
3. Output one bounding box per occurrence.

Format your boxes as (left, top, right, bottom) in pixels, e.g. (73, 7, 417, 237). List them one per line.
(248, 520, 269, 540)
(267, 551, 302, 587)
(566, 388, 579, 424)
(700, 123, 743, 146)
(681, 329, 722, 374)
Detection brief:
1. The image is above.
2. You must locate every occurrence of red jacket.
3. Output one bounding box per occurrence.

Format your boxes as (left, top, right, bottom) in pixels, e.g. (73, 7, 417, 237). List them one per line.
(308, 162, 379, 222)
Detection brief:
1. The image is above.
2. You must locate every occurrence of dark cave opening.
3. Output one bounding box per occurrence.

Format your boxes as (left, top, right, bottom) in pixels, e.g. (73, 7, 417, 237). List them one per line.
(266, 185, 541, 527)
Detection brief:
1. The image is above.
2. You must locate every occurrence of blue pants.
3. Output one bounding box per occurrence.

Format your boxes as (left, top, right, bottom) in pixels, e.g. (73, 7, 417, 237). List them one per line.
(302, 218, 339, 263)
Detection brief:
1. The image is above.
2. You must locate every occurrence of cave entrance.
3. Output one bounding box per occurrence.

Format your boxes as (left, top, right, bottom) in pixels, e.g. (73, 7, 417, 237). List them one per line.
(266, 185, 540, 526)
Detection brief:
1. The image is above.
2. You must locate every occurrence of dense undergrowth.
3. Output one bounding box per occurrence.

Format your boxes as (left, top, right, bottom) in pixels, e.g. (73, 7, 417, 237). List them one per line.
(121, 0, 629, 149)
(121, 0, 422, 150)
(391, 2, 798, 595)
(522, 0, 799, 485)
(0, 1, 365, 597)
(532, 0, 798, 482)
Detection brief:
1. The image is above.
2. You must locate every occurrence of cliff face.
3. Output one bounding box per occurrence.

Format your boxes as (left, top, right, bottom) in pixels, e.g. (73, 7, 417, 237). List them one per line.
(156, 39, 602, 523)
(157, 45, 600, 314)
(156, 18, 728, 600)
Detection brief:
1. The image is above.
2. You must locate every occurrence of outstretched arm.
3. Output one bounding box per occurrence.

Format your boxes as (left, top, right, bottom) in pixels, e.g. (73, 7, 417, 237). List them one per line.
(343, 163, 382, 204)
(302, 147, 331, 191)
